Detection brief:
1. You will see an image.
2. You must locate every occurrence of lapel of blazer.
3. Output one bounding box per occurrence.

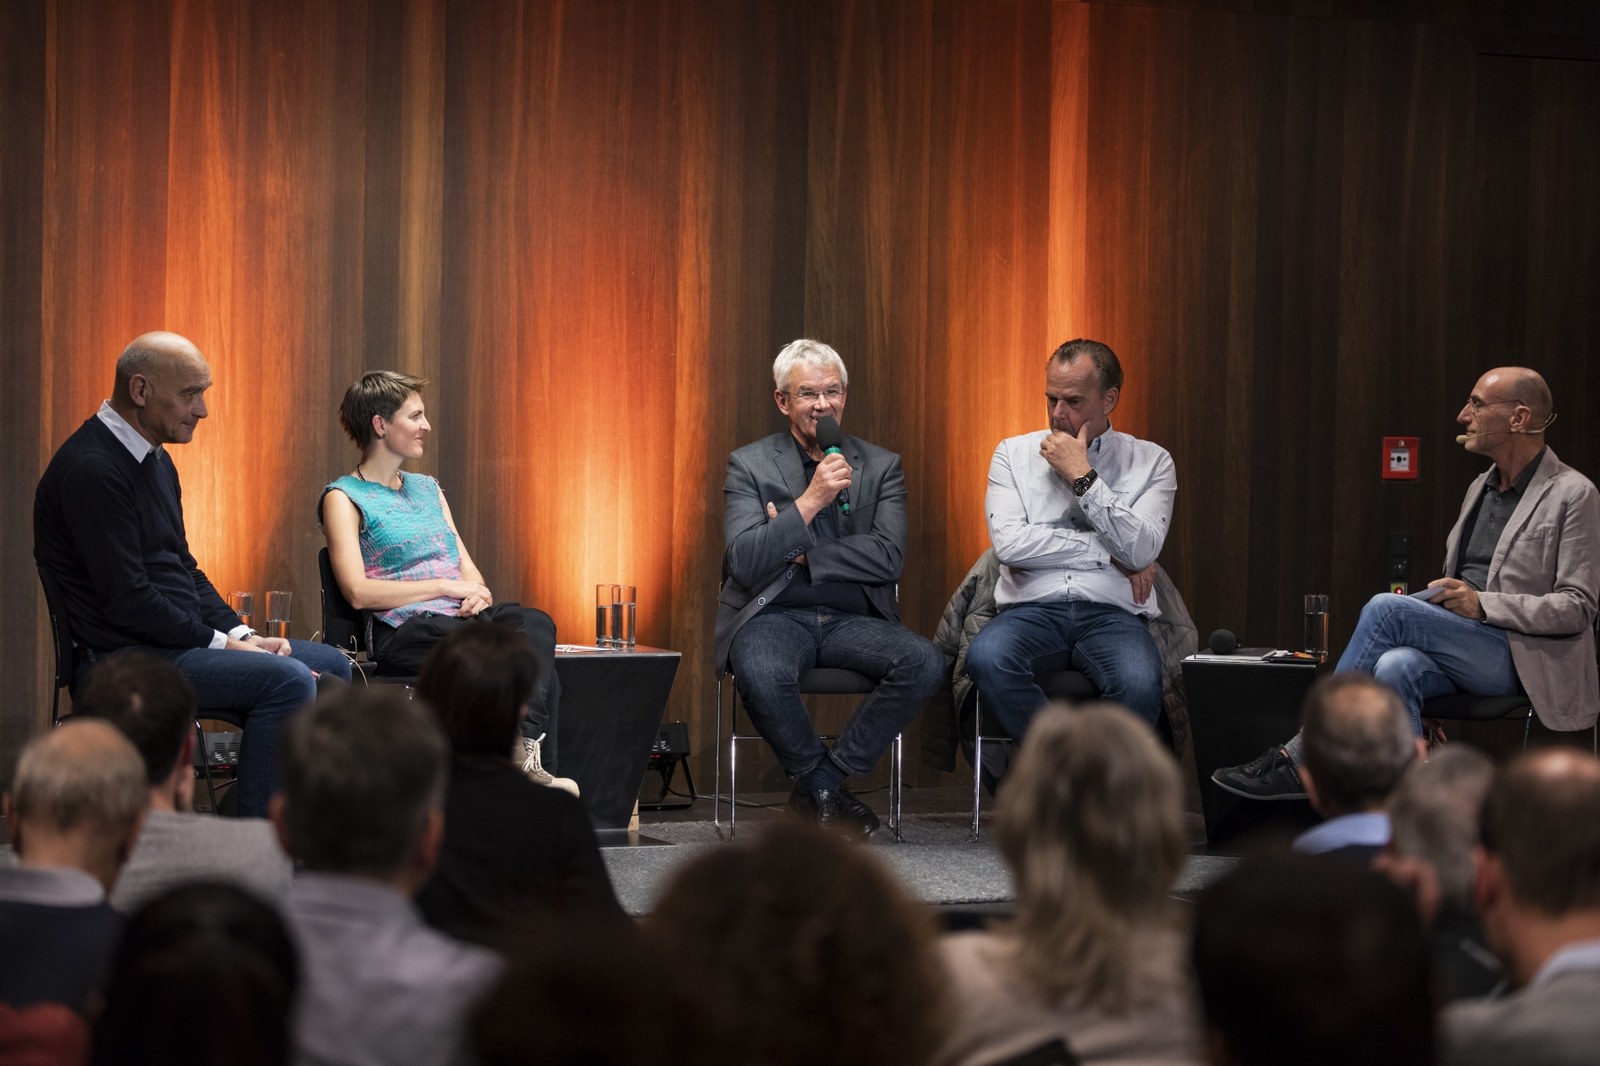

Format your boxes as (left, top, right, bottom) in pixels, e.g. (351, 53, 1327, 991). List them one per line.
(771, 434, 809, 504)
(1487, 449, 1561, 587)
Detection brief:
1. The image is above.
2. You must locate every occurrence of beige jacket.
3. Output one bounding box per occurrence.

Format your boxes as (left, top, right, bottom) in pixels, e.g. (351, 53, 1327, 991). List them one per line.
(1443, 447, 1600, 731)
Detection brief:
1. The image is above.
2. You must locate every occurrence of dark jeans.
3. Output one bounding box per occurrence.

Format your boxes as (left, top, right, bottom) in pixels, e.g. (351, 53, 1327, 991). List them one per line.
(160, 639, 354, 818)
(965, 599, 1163, 742)
(374, 604, 562, 749)
(728, 606, 943, 781)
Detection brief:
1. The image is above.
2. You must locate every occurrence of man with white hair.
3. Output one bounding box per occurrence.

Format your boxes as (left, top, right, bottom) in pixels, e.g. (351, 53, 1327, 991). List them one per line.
(715, 339, 943, 838)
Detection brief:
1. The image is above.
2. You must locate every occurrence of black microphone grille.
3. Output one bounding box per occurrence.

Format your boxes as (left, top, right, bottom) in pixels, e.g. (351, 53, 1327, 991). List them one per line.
(1207, 628, 1238, 655)
(814, 414, 843, 451)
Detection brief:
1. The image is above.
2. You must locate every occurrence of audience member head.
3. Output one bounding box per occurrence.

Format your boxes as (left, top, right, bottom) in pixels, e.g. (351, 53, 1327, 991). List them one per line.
(416, 622, 544, 758)
(91, 881, 298, 1066)
(476, 916, 715, 1066)
(644, 822, 947, 1066)
(74, 652, 198, 809)
(338, 370, 428, 452)
(4, 719, 147, 891)
(1387, 745, 1496, 911)
(995, 702, 1188, 1010)
(1300, 674, 1422, 817)
(1474, 748, 1600, 983)
(271, 687, 448, 890)
(1192, 851, 1435, 1066)
(771, 338, 848, 393)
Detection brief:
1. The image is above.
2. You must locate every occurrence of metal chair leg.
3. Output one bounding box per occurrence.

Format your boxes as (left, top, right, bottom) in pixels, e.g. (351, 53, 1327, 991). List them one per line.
(889, 731, 903, 842)
(713, 674, 726, 838)
(970, 694, 984, 842)
(194, 720, 218, 813)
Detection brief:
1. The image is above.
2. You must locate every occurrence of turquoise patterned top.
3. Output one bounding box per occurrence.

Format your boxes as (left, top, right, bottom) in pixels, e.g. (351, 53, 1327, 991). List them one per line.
(321, 473, 463, 627)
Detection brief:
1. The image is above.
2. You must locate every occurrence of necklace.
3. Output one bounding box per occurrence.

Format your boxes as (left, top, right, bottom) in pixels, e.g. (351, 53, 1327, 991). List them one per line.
(355, 464, 403, 491)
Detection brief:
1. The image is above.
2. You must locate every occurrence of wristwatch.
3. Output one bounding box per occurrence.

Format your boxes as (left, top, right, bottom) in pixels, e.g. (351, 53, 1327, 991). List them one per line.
(1071, 469, 1098, 497)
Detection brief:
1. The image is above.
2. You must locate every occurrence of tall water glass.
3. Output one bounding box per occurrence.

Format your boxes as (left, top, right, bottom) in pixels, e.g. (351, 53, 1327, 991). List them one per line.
(1303, 593, 1329, 663)
(617, 585, 637, 649)
(229, 591, 254, 629)
(596, 584, 620, 647)
(265, 590, 292, 641)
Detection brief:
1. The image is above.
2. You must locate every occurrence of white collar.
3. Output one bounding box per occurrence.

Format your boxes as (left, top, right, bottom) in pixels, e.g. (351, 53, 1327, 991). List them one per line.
(1530, 937, 1600, 989)
(96, 400, 161, 462)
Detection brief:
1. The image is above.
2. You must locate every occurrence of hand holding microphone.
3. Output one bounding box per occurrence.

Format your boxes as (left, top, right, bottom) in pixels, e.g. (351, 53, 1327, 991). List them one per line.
(814, 415, 852, 515)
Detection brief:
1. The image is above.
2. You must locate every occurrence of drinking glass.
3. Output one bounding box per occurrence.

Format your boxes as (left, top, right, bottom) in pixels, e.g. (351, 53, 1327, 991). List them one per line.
(617, 585, 637, 649)
(1303, 594, 1329, 663)
(265, 590, 292, 641)
(596, 584, 620, 647)
(229, 591, 254, 629)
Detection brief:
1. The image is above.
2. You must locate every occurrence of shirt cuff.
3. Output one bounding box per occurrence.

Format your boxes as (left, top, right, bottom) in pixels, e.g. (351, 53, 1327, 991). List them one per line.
(216, 627, 246, 648)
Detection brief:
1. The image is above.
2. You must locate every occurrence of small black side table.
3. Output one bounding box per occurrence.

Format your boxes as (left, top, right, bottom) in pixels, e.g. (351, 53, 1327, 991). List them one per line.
(553, 646, 681, 830)
(1183, 655, 1319, 847)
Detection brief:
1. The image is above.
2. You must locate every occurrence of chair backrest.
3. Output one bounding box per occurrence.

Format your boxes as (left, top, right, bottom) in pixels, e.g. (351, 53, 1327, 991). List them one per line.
(318, 547, 371, 655)
(36, 565, 76, 723)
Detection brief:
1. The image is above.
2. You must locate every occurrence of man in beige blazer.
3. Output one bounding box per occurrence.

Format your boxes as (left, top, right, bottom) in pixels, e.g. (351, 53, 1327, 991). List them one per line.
(1215, 367, 1599, 800)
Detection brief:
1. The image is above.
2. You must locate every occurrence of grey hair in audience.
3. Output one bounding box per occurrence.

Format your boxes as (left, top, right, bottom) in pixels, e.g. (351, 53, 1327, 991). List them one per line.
(771, 338, 848, 392)
(7, 718, 146, 840)
(1301, 673, 1417, 814)
(275, 687, 448, 878)
(1387, 745, 1495, 907)
(1480, 748, 1600, 916)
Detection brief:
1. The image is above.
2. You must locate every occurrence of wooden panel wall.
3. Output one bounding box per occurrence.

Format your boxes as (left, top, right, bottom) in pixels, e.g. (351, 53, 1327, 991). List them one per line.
(4, 0, 1598, 790)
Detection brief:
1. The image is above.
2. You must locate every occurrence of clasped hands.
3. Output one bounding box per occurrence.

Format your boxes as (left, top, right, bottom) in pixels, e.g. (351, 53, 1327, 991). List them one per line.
(1425, 577, 1486, 620)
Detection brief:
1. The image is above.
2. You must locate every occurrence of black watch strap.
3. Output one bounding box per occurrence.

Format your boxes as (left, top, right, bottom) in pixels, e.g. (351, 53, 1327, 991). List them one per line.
(1072, 469, 1098, 497)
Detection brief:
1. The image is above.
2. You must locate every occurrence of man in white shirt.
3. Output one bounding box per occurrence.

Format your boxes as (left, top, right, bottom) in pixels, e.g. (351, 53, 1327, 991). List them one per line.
(966, 339, 1176, 741)
(1443, 748, 1600, 1066)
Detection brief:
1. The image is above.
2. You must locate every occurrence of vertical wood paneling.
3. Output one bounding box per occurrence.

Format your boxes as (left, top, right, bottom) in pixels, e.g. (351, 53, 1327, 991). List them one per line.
(4, 0, 1600, 788)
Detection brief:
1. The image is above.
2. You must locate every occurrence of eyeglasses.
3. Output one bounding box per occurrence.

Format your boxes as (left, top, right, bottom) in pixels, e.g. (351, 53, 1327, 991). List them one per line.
(788, 386, 845, 403)
(1466, 398, 1518, 412)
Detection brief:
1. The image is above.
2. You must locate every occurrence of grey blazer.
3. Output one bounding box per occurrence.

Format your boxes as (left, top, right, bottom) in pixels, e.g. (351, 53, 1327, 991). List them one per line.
(714, 431, 907, 672)
(1443, 963, 1600, 1066)
(1443, 447, 1600, 731)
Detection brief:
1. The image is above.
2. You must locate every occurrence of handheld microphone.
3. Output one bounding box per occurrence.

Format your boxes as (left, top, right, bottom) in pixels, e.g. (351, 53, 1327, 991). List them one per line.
(814, 415, 851, 516)
(1208, 629, 1238, 655)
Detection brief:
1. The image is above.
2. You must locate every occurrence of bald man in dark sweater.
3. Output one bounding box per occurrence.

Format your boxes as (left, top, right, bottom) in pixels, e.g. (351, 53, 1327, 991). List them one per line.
(35, 331, 351, 817)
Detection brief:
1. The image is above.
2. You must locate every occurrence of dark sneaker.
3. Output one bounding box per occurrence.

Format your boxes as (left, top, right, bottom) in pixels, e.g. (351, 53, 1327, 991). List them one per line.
(786, 786, 881, 839)
(1211, 746, 1308, 800)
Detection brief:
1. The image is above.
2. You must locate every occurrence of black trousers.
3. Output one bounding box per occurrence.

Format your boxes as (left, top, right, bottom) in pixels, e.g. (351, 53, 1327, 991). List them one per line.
(373, 604, 562, 762)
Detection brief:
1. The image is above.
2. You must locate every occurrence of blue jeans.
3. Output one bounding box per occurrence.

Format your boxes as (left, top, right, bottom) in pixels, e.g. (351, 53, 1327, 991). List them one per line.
(728, 607, 944, 781)
(965, 600, 1163, 741)
(1335, 592, 1519, 735)
(162, 640, 353, 817)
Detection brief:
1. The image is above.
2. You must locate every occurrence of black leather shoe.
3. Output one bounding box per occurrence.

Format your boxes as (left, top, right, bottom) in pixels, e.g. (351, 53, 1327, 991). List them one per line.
(786, 787, 881, 839)
(1211, 745, 1308, 800)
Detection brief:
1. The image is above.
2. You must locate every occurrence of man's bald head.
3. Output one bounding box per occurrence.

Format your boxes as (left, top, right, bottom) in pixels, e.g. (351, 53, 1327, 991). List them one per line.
(1481, 748, 1600, 916)
(6, 719, 147, 849)
(1478, 366, 1554, 427)
(109, 331, 213, 446)
(114, 331, 207, 399)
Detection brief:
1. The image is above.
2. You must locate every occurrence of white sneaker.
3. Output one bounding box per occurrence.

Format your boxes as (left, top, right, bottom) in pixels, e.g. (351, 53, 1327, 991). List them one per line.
(517, 734, 580, 797)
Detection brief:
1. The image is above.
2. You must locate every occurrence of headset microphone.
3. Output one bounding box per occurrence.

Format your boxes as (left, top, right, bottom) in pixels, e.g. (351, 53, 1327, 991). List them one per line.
(1455, 412, 1557, 445)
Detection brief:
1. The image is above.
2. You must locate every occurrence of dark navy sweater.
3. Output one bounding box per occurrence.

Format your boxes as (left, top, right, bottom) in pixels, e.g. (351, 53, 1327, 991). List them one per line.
(35, 415, 238, 653)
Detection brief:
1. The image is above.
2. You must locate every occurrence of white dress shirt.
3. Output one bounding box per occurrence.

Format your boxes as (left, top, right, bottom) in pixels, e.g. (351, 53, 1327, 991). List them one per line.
(985, 425, 1176, 616)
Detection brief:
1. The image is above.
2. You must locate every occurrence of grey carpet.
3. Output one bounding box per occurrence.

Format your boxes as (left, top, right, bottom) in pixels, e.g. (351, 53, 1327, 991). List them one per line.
(603, 814, 1238, 917)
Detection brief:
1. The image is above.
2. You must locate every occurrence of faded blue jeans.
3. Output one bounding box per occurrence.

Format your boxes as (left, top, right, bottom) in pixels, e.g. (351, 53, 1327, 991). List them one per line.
(729, 607, 943, 781)
(162, 640, 353, 817)
(1334, 592, 1519, 735)
(965, 600, 1163, 741)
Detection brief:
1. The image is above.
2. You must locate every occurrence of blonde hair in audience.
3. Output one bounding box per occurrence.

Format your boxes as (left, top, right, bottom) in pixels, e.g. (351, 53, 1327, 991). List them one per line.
(995, 703, 1188, 1011)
